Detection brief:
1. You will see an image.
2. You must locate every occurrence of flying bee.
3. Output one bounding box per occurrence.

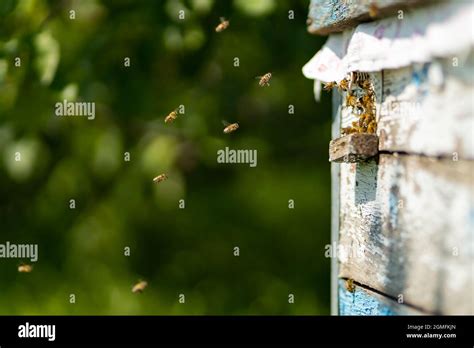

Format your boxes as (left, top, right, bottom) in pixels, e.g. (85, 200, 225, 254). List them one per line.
(369, 3, 379, 18)
(323, 81, 337, 91)
(164, 109, 178, 123)
(345, 279, 356, 293)
(256, 72, 272, 87)
(132, 280, 148, 293)
(223, 121, 239, 134)
(153, 173, 168, 183)
(18, 264, 33, 273)
(215, 17, 229, 32)
(337, 78, 350, 92)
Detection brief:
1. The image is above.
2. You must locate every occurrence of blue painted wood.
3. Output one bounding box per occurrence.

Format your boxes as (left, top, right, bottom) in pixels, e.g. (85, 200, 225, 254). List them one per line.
(307, 0, 429, 35)
(338, 280, 419, 315)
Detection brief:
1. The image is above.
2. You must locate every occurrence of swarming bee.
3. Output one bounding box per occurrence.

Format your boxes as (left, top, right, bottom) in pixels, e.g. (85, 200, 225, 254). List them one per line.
(346, 94, 360, 108)
(337, 78, 350, 92)
(223, 121, 239, 134)
(164, 109, 178, 123)
(132, 280, 148, 293)
(256, 72, 272, 87)
(18, 264, 33, 273)
(215, 17, 229, 32)
(321, 72, 377, 136)
(153, 173, 168, 183)
(323, 81, 337, 91)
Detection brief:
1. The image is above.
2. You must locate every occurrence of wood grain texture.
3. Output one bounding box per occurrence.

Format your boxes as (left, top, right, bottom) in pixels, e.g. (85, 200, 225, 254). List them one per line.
(329, 133, 378, 163)
(307, 0, 434, 35)
(378, 59, 474, 160)
(331, 92, 342, 315)
(338, 154, 474, 314)
(338, 279, 423, 315)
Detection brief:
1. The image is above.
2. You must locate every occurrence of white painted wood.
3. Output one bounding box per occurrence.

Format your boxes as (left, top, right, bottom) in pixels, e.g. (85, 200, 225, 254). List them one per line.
(338, 279, 424, 315)
(378, 58, 474, 159)
(331, 91, 342, 315)
(337, 155, 474, 314)
(307, 0, 430, 35)
(303, 1, 473, 81)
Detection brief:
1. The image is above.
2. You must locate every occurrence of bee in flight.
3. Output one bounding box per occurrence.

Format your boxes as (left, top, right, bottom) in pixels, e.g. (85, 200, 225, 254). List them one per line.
(132, 280, 148, 293)
(256, 72, 272, 87)
(223, 121, 239, 134)
(18, 264, 33, 273)
(323, 81, 337, 91)
(337, 78, 350, 92)
(153, 173, 168, 183)
(164, 109, 178, 123)
(215, 17, 229, 32)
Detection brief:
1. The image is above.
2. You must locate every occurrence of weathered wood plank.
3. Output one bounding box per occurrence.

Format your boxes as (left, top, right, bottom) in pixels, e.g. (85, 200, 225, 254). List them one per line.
(338, 154, 474, 314)
(329, 133, 378, 163)
(331, 92, 342, 315)
(378, 59, 474, 159)
(307, 0, 435, 35)
(305, 0, 473, 77)
(338, 279, 423, 315)
(335, 60, 474, 160)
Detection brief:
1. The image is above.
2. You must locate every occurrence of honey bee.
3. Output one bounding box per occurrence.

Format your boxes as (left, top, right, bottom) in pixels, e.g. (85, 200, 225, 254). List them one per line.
(223, 121, 239, 134)
(360, 95, 375, 112)
(358, 113, 370, 128)
(215, 17, 230, 32)
(342, 126, 357, 135)
(323, 81, 337, 91)
(345, 279, 356, 293)
(164, 109, 178, 123)
(359, 79, 372, 90)
(361, 94, 373, 106)
(132, 280, 148, 293)
(153, 173, 168, 183)
(256, 72, 272, 87)
(367, 120, 377, 134)
(346, 94, 360, 108)
(18, 264, 33, 273)
(337, 78, 350, 92)
(369, 3, 379, 18)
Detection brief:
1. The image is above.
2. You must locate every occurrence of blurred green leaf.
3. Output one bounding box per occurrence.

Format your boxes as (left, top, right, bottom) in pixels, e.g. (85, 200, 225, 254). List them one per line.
(34, 31, 59, 85)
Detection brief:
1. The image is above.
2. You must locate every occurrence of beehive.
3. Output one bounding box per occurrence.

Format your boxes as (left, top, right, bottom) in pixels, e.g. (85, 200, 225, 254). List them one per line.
(303, 0, 474, 315)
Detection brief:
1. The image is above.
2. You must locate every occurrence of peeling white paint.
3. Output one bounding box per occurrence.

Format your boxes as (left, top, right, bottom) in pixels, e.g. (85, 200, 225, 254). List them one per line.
(302, 1, 474, 83)
(338, 156, 474, 314)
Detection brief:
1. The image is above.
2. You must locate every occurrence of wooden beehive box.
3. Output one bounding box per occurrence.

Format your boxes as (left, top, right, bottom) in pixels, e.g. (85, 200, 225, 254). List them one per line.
(303, 0, 474, 315)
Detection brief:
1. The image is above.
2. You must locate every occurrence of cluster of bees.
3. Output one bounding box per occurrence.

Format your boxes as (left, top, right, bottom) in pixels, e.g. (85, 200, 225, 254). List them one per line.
(323, 72, 377, 135)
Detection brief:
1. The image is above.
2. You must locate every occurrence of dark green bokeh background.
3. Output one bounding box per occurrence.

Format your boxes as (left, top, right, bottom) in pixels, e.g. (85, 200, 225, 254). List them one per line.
(0, 0, 331, 314)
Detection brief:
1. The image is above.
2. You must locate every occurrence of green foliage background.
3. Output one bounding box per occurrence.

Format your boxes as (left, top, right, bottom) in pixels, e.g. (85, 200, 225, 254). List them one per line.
(0, 0, 331, 314)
